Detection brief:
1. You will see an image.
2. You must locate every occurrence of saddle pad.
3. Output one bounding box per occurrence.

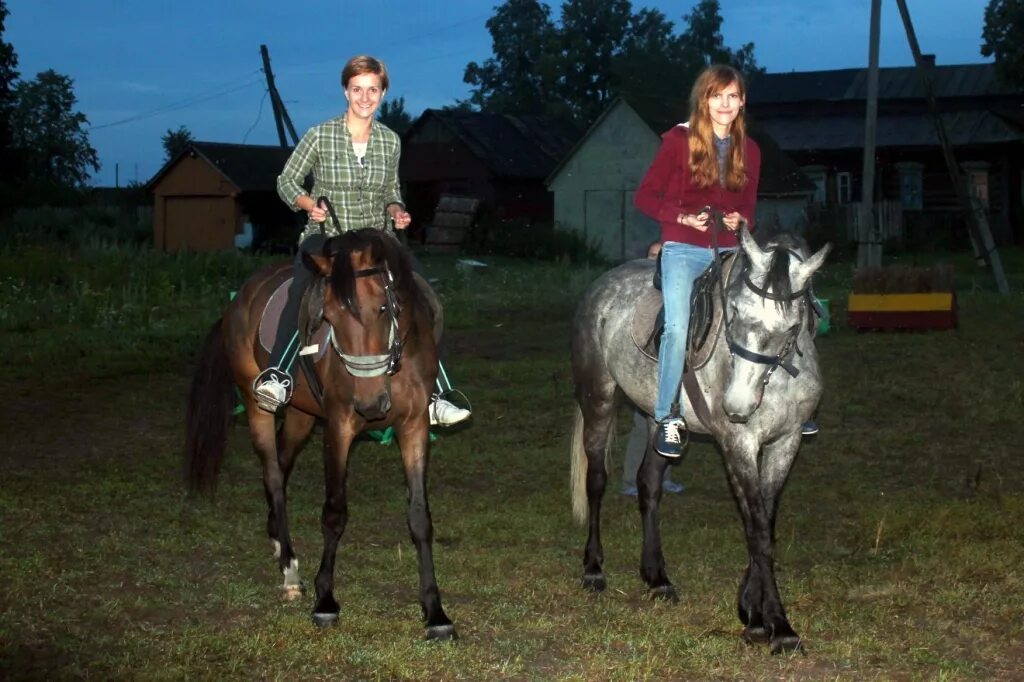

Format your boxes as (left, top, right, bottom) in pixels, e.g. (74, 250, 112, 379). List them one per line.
(630, 288, 664, 362)
(258, 277, 330, 363)
(629, 254, 737, 368)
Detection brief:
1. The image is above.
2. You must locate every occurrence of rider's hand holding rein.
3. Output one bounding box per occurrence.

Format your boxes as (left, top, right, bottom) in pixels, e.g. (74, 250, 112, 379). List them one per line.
(722, 211, 748, 232)
(676, 209, 711, 232)
(388, 204, 412, 230)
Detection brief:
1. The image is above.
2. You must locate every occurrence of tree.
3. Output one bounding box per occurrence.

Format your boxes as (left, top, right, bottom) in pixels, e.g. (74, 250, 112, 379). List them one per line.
(161, 125, 193, 161)
(981, 0, 1024, 87)
(378, 96, 413, 135)
(463, 0, 561, 116)
(0, 0, 20, 213)
(10, 69, 99, 191)
(465, 0, 761, 127)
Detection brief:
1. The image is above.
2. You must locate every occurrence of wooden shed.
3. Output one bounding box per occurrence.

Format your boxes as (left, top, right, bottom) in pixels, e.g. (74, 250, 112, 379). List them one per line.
(147, 142, 298, 251)
(546, 96, 814, 261)
(400, 109, 580, 237)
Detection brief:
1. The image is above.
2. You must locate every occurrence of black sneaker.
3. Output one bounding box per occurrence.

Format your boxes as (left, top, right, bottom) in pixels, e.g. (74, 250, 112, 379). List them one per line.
(655, 418, 687, 458)
(801, 419, 819, 436)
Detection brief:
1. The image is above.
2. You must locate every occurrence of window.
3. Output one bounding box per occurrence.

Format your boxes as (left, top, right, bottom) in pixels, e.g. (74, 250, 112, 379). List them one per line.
(897, 162, 923, 211)
(962, 162, 990, 209)
(801, 165, 826, 204)
(836, 172, 852, 204)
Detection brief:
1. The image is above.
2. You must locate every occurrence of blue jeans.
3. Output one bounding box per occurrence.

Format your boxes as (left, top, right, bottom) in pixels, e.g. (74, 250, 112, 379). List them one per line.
(655, 241, 715, 422)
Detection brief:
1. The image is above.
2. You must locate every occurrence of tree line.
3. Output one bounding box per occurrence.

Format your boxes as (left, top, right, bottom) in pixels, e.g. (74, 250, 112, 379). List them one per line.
(1, 0, 1021, 217)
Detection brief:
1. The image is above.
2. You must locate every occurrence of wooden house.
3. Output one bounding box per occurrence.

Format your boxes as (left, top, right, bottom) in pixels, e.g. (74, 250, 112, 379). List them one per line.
(747, 60, 1024, 246)
(547, 96, 814, 261)
(147, 142, 299, 251)
(400, 109, 580, 237)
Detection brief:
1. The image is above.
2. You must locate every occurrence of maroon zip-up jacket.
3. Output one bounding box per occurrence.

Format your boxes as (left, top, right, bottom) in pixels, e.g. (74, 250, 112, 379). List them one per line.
(634, 124, 761, 248)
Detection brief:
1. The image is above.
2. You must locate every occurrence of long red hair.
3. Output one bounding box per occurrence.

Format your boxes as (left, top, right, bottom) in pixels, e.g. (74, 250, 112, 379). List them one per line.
(687, 64, 749, 191)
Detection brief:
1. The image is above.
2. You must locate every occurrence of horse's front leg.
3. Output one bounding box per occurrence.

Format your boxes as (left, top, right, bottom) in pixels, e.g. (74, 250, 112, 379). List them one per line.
(722, 434, 802, 654)
(396, 416, 456, 641)
(311, 416, 356, 627)
(637, 428, 677, 601)
(269, 408, 316, 599)
(247, 404, 305, 600)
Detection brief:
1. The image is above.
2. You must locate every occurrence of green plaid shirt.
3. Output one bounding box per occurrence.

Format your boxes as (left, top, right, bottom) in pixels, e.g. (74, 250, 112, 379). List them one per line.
(276, 116, 404, 243)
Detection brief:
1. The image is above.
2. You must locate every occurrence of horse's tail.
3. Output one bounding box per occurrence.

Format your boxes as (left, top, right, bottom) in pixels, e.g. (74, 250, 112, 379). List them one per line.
(184, 319, 236, 494)
(570, 405, 612, 525)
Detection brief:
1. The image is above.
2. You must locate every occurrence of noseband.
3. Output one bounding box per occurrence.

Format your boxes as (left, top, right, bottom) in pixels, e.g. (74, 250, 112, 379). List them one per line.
(328, 264, 404, 378)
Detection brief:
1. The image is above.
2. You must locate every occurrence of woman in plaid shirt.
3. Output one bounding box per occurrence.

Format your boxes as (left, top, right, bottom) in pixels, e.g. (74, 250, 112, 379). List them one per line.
(253, 55, 471, 427)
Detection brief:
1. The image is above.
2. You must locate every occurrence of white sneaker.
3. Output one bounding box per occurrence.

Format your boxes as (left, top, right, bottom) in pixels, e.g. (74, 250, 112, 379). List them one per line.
(253, 369, 292, 413)
(429, 397, 471, 426)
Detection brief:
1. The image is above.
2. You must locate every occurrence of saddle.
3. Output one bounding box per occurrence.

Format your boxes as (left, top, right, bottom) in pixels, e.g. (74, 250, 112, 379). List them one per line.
(631, 252, 740, 371)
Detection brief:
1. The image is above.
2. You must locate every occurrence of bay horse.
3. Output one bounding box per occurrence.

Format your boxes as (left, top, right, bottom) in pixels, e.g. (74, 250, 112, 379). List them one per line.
(569, 226, 829, 654)
(184, 228, 455, 640)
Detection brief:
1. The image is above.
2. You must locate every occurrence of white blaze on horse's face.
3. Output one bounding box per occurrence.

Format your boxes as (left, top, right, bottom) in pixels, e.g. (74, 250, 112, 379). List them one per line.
(722, 229, 829, 422)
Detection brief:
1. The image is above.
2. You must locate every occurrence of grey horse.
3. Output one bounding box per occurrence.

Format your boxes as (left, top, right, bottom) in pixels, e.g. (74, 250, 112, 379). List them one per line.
(569, 227, 830, 654)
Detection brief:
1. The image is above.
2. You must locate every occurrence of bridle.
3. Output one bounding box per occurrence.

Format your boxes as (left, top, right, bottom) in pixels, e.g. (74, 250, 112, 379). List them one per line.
(708, 208, 810, 387)
(327, 262, 404, 378)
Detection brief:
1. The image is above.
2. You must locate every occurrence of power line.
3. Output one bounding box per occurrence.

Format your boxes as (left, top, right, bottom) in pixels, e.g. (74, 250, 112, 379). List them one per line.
(89, 71, 263, 131)
(242, 88, 270, 144)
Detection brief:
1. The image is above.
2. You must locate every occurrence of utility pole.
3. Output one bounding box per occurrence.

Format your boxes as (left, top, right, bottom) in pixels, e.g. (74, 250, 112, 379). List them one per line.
(894, 0, 1009, 294)
(260, 44, 300, 148)
(859, 0, 882, 269)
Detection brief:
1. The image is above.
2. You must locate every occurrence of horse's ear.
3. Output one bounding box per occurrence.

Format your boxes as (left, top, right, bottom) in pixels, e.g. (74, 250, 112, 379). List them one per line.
(792, 242, 832, 292)
(739, 227, 771, 274)
(302, 251, 332, 277)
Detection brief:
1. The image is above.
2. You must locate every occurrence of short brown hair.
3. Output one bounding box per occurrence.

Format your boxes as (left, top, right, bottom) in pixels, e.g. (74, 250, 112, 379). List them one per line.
(341, 55, 389, 91)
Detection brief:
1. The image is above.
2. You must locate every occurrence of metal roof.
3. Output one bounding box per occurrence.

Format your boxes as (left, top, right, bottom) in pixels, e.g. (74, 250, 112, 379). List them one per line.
(146, 141, 293, 192)
(757, 110, 1024, 151)
(748, 63, 1017, 104)
(409, 110, 581, 179)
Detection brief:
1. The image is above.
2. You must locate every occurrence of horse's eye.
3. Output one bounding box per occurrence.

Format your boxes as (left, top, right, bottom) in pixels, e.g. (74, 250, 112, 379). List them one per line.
(379, 304, 387, 314)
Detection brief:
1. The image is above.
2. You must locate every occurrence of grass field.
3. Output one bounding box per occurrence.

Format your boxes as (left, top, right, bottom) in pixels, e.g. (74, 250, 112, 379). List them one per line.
(1, 241, 1022, 680)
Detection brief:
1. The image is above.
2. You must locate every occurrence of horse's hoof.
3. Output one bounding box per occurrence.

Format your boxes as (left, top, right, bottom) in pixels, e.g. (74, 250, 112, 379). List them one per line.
(581, 572, 607, 592)
(741, 625, 770, 645)
(647, 584, 678, 602)
(770, 634, 804, 655)
(281, 584, 305, 602)
(425, 624, 458, 642)
(311, 611, 339, 628)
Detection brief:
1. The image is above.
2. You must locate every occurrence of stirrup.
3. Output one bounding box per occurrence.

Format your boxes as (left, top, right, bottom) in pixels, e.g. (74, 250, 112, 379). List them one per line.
(253, 367, 293, 413)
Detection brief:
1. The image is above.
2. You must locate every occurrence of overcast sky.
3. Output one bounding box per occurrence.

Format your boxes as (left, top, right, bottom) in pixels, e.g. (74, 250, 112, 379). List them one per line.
(6, 0, 994, 187)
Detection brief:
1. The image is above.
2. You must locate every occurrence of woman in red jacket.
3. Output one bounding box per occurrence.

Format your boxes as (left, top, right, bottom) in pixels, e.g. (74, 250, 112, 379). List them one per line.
(634, 64, 760, 457)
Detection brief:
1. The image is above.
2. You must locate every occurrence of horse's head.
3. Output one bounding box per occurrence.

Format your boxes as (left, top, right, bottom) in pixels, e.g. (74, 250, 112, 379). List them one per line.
(304, 229, 416, 421)
(721, 228, 831, 422)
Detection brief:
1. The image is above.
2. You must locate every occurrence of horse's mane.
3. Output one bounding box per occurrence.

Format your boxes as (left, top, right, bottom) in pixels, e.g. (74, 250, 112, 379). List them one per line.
(756, 232, 811, 312)
(322, 229, 423, 317)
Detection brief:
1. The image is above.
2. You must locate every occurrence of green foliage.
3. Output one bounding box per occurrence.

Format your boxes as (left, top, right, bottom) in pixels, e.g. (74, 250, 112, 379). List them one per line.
(464, 218, 608, 264)
(10, 69, 99, 193)
(465, 0, 762, 126)
(0, 205, 151, 250)
(0, 0, 20, 216)
(161, 125, 194, 162)
(982, 0, 1024, 86)
(377, 96, 413, 134)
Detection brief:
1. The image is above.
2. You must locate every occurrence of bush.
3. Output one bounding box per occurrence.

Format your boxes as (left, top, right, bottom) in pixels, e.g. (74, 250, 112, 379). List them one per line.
(464, 218, 608, 265)
(0, 205, 152, 250)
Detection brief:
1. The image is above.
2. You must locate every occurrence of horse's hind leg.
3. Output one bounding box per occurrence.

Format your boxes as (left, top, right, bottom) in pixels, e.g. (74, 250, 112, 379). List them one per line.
(266, 408, 315, 600)
(636, 427, 677, 601)
(397, 420, 456, 641)
(724, 435, 803, 654)
(579, 390, 617, 592)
